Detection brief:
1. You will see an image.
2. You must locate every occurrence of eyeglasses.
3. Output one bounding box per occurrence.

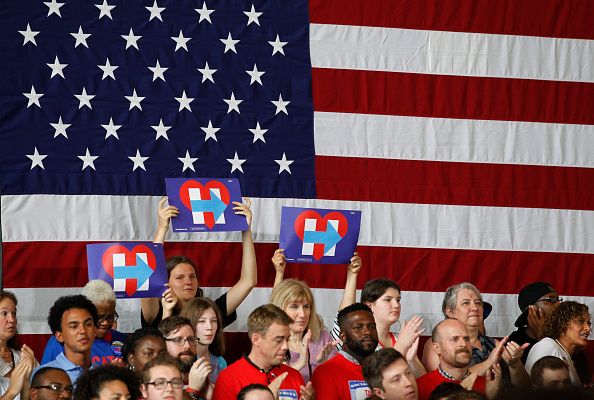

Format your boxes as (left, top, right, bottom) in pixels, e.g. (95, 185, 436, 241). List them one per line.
(146, 378, 184, 390)
(97, 311, 119, 323)
(164, 336, 199, 346)
(33, 383, 74, 395)
(537, 296, 563, 304)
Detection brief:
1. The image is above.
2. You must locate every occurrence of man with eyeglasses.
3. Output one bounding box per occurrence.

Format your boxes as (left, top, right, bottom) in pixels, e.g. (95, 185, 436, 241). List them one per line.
(159, 316, 213, 398)
(41, 280, 127, 367)
(509, 282, 563, 364)
(30, 367, 72, 400)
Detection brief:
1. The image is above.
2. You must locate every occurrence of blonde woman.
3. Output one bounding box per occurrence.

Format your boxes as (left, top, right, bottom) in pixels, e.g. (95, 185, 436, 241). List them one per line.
(270, 278, 337, 382)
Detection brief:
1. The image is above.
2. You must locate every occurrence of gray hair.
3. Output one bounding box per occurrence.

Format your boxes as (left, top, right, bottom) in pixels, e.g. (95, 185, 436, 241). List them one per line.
(81, 279, 116, 304)
(442, 282, 482, 317)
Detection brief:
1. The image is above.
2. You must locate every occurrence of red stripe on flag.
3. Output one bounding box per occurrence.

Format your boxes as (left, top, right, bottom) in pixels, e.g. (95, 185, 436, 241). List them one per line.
(4, 242, 594, 296)
(315, 156, 594, 210)
(312, 68, 594, 125)
(309, 0, 594, 40)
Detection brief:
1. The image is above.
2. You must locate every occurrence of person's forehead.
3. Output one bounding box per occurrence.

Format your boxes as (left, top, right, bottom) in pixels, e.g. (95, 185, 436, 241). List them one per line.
(442, 320, 467, 336)
(0, 298, 16, 309)
(140, 336, 165, 348)
(149, 365, 181, 380)
(380, 287, 401, 298)
(170, 325, 194, 336)
(39, 369, 71, 384)
(348, 310, 374, 324)
(95, 300, 115, 312)
(171, 263, 195, 275)
(62, 307, 92, 322)
(542, 367, 570, 378)
(266, 322, 289, 336)
(456, 288, 480, 301)
(382, 358, 409, 378)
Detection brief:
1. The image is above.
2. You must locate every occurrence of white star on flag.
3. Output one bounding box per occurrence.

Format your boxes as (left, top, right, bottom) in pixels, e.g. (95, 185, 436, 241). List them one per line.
(271, 94, 290, 115)
(50, 116, 71, 138)
(195, 3, 214, 23)
(145, 0, 165, 21)
(75, 87, 95, 109)
(246, 64, 265, 85)
(201, 120, 220, 142)
(227, 151, 246, 173)
(47, 56, 67, 79)
(95, 0, 116, 20)
(244, 5, 263, 26)
(151, 119, 172, 140)
(125, 89, 145, 111)
(275, 152, 294, 174)
(23, 86, 44, 108)
(148, 60, 168, 82)
(175, 91, 194, 112)
(268, 34, 287, 55)
(198, 61, 217, 83)
(249, 122, 268, 143)
(171, 31, 191, 52)
(70, 26, 91, 48)
(78, 148, 99, 171)
(102, 117, 122, 139)
(26, 147, 47, 170)
(98, 58, 118, 80)
(19, 24, 39, 46)
(178, 151, 198, 172)
(44, 0, 65, 17)
(220, 33, 239, 54)
(224, 92, 243, 114)
(128, 149, 149, 171)
(121, 28, 141, 50)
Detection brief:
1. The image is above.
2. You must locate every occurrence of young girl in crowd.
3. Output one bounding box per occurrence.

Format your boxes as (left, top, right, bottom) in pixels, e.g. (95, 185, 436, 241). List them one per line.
(180, 297, 227, 384)
(121, 328, 166, 373)
(141, 198, 257, 330)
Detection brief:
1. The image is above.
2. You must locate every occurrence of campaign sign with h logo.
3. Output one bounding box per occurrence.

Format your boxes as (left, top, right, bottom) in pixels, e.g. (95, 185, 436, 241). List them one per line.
(280, 206, 361, 264)
(87, 242, 168, 299)
(165, 178, 248, 232)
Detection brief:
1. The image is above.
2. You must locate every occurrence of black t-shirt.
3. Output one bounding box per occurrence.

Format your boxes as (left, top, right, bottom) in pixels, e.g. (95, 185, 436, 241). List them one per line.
(141, 291, 237, 329)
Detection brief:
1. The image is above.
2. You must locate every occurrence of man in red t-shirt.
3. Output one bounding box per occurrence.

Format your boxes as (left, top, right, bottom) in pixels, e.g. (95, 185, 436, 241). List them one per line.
(311, 303, 378, 400)
(416, 319, 502, 400)
(213, 304, 314, 400)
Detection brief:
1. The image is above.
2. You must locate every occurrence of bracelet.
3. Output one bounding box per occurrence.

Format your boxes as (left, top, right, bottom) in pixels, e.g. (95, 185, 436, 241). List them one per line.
(185, 387, 205, 400)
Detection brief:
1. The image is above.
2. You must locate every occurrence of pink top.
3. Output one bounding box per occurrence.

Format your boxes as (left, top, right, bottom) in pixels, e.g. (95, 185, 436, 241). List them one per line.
(287, 329, 337, 382)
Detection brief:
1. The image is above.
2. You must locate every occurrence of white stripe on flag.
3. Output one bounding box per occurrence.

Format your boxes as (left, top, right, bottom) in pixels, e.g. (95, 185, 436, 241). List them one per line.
(2, 195, 594, 253)
(314, 111, 594, 167)
(310, 24, 594, 83)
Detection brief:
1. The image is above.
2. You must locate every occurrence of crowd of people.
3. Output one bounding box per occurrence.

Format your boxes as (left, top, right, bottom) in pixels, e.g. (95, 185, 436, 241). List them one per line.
(0, 199, 591, 400)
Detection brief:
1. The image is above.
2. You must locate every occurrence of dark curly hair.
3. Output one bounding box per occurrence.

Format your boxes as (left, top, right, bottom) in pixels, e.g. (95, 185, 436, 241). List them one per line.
(121, 327, 163, 364)
(73, 365, 141, 400)
(542, 301, 590, 339)
(47, 294, 99, 334)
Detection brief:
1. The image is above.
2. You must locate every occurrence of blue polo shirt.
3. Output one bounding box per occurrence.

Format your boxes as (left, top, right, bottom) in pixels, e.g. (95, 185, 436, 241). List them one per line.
(38, 352, 87, 385)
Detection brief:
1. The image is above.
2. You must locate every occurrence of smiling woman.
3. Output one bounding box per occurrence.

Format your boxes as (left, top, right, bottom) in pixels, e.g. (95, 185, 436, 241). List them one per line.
(525, 301, 591, 385)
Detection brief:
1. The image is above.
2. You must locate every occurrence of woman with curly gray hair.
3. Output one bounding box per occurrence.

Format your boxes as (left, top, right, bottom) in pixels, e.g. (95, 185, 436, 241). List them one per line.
(525, 300, 591, 385)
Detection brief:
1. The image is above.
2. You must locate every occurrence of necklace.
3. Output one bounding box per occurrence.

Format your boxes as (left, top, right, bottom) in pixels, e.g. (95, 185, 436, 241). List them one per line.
(438, 365, 470, 381)
(554, 339, 575, 364)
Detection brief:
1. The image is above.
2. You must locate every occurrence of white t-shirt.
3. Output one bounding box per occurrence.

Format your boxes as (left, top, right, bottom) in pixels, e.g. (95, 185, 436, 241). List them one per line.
(525, 337, 581, 385)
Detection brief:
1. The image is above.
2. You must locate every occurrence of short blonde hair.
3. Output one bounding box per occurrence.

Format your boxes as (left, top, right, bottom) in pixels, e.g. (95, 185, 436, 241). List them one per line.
(247, 304, 293, 337)
(270, 279, 323, 341)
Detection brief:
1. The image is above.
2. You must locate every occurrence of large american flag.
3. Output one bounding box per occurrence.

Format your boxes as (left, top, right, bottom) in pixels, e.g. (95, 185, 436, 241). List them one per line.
(1, 0, 594, 353)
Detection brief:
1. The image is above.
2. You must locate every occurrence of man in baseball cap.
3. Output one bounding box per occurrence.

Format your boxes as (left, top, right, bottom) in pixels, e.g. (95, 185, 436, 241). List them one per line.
(508, 282, 560, 364)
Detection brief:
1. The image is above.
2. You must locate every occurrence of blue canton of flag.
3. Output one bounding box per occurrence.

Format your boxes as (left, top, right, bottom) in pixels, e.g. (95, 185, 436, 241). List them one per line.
(0, 0, 315, 198)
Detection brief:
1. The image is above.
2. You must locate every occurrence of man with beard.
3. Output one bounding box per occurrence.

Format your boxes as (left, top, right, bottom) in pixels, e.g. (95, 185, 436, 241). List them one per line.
(363, 348, 418, 400)
(417, 319, 503, 400)
(311, 303, 378, 400)
(159, 316, 213, 398)
(213, 304, 314, 400)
